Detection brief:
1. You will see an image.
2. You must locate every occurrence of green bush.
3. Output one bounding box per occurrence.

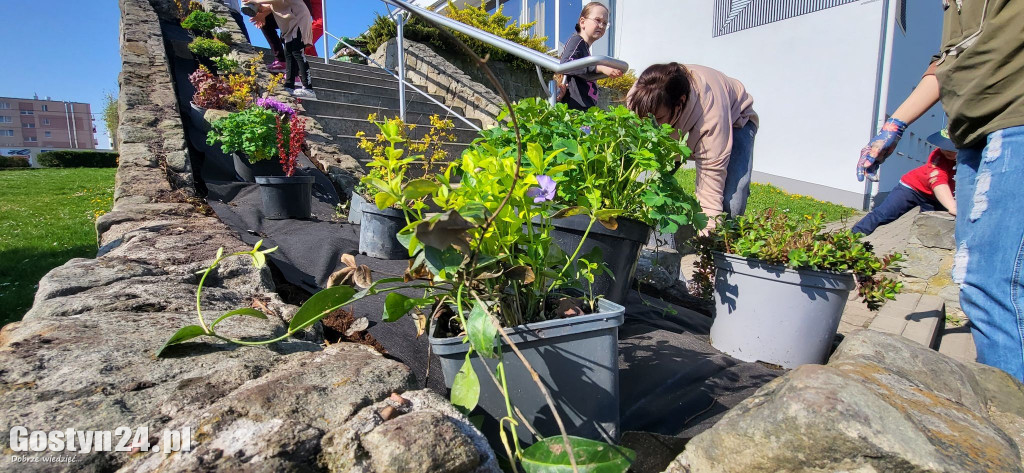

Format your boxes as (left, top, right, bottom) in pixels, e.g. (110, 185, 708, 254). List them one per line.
(188, 37, 230, 58)
(37, 151, 119, 168)
(359, 1, 548, 71)
(181, 10, 226, 34)
(206, 105, 281, 163)
(215, 30, 233, 44)
(0, 156, 30, 168)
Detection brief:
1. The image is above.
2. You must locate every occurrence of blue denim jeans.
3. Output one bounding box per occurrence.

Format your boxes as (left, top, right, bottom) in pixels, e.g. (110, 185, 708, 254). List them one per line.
(954, 126, 1024, 382)
(722, 120, 757, 216)
(851, 184, 941, 236)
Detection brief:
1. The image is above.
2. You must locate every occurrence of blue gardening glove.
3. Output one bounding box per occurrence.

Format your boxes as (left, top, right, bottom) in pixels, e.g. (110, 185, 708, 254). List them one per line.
(857, 117, 908, 182)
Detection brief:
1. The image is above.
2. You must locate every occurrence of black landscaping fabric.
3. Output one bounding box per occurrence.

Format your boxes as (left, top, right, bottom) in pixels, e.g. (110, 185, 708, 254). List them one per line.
(164, 19, 783, 470)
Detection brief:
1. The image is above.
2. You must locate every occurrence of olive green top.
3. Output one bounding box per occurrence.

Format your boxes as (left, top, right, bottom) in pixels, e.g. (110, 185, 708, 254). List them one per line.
(932, 0, 1024, 148)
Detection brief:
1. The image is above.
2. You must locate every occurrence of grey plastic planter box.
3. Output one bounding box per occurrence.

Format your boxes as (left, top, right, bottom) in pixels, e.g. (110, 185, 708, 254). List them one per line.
(548, 215, 652, 304)
(430, 299, 625, 444)
(348, 192, 367, 225)
(358, 206, 408, 259)
(709, 252, 856, 369)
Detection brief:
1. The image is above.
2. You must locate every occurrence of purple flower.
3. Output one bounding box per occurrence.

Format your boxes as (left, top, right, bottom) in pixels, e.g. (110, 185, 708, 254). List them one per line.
(580, 125, 591, 135)
(526, 175, 557, 203)
(255, 97, 295, 116)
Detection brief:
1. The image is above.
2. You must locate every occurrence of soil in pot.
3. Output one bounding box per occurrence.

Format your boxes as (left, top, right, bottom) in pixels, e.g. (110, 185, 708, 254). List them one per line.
(548, 215, 652, 304)
(709, 252, 855, 369)
(233, 152, 285, 183)
(430, 298, 625, 444)
(255, 175, 314, 220)
(359, 205, 408, 259)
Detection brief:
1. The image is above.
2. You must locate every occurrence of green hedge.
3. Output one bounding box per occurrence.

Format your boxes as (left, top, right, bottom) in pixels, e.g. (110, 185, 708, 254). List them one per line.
(0, 156, 30, 168)
(37, 151, 119, 168)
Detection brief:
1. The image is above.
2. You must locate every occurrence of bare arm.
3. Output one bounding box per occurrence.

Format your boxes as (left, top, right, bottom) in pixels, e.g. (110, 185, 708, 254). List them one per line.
(890, 73, 940, 125)
(932, 184, 956, 216)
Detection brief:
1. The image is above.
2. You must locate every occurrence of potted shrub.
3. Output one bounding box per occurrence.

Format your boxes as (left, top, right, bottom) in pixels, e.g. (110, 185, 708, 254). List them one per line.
(180, 9, 227, 37)
(254, 103, 313, 220)
(206, 99, 292, 182)
(188, 37, 230, 71)
(470, 98, 705, 303)
(693, 210, 903, 368)
(353, 114, 455, 259)
(187, 65, 231, 132)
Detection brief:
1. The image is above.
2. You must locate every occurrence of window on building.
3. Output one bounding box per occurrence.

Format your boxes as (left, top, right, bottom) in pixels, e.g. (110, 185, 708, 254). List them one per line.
(0, 102, 9, 109)
(0, 116, 11, 123)
(42, 118, 50, 125)
(0, 130, 13, 137)
(41, 105, 48, 112)
(25, 137, 37, 142)
(20, 110, 33, 115)
(45, 131, 52, 138)
(23, 123, 35, 128)
(713, 0, 859, 37)
(558, 0, 584, 50)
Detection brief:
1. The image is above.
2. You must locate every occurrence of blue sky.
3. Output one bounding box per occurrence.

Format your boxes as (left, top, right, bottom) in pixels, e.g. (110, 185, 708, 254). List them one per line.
(0, 1, 390, 150)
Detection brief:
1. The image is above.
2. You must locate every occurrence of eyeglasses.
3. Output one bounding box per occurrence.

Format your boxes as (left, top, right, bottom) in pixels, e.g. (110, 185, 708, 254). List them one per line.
(585, 17, 611, 27)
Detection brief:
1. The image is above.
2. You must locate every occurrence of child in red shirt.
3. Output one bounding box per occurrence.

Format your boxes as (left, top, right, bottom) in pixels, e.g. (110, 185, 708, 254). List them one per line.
(851, 129, 956, 236)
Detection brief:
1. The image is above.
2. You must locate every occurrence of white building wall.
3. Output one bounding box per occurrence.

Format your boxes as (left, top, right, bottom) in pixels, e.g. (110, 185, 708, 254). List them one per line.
(613, 0, 888, 208)
(869, 0, 945, 205)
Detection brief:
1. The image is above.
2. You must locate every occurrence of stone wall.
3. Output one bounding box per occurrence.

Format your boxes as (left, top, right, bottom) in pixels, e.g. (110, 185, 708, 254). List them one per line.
(900, 211, 962, 319)
(0, 1, 496, 471)
(372, 38, 550, 128)
(669, 329, 1024, 472)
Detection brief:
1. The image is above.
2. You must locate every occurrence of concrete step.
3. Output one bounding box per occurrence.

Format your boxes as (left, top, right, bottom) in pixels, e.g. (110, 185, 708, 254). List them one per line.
(302, 98, 482, 129)
(309, 67, 405, 89)
(308, 60, 396, 81)
(937, 323, 977, 364)
(866, 293, 944, 348)
(310, 88, 457, 114)
(315, 115, 480, 144)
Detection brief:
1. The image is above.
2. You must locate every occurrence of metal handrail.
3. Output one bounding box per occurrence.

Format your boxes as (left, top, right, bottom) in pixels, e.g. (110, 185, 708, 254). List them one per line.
(379, 0, 628, 81)
(323, 31, 482, 132)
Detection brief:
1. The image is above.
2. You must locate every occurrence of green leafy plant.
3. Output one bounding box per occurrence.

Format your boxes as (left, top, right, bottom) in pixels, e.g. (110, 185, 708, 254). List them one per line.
(212, 56, 238, 73)
(102, 91, 118, 151)
(188, 37, 230, 59)
(357, 1, 548, 71)
(207, 105, 281, 163)
(0, 156, 30, 168)
(693, 209, 903, 309)
(181, 10, 226, 35)
(473, 98, 705, 235)
(214, 29, 233, 45)
(597, 69, 637, 97)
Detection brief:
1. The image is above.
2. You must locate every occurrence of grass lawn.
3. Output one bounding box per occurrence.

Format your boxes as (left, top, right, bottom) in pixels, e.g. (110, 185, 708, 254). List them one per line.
(674, 168, 856, 223)
(0, 168, 115, 327)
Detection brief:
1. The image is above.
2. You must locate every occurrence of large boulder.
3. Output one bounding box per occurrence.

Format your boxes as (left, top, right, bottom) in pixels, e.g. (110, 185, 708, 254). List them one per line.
(668, 329, 1024, 472)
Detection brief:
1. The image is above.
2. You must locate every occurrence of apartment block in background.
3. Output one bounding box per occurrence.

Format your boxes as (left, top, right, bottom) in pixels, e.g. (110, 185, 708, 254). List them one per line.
(0, 96, 97, 150)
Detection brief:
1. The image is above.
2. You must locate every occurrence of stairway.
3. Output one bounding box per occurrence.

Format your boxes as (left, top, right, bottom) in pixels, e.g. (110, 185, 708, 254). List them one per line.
(277, 53, 483, 166)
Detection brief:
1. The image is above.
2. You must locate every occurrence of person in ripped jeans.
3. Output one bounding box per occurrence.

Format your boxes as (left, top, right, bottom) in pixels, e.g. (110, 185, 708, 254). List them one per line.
(855, 0, 1024, 381)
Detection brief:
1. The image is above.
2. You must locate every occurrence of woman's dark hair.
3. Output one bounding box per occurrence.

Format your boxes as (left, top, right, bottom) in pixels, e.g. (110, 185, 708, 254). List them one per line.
(627, 62, 692, 121)
(575, 2, 608, 33)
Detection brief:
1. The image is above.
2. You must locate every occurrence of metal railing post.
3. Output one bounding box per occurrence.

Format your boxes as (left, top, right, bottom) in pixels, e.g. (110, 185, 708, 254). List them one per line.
(396, 12, 407, 122)
(321, 0, 328, 63)
(548, 79, 557, 107)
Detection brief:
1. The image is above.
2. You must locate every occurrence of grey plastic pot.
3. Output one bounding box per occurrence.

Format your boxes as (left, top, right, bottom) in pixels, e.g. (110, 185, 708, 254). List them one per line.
(548, 215, 652, 304)
(232, 152, 284, 183)
(430, 299, 625, 444)
(709, 252, 856, 369)
(358, 206, 408, 259)
(348, 192, 367, 225)
(188, 101, 212, 133)
(255, 175, 314, 220)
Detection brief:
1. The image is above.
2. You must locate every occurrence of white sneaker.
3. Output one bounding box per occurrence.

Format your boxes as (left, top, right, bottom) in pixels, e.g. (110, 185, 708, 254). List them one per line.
(291, 88, 316, 99)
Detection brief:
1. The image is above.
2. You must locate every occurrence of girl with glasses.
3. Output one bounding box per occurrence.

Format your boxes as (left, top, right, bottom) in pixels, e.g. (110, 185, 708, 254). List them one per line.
(557, 2, 622, 111)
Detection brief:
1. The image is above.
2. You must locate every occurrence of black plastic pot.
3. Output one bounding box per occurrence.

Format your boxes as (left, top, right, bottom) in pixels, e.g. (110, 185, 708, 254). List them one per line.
(359, 206, 408, 259)
(548, 215, 652, 304)
(430, 299, 626, 443)
(188, 101, 211, 133)
(232, 152, 285, 183)
(255, 175, 315, 220)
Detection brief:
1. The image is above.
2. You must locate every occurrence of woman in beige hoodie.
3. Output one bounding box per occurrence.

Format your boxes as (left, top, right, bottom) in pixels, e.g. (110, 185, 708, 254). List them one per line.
(627, 63, 758, 232)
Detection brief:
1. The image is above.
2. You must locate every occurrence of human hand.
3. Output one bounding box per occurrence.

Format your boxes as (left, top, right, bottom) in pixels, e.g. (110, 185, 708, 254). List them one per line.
(596, 65, 623, 78)
(856, 117, 907, 182)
